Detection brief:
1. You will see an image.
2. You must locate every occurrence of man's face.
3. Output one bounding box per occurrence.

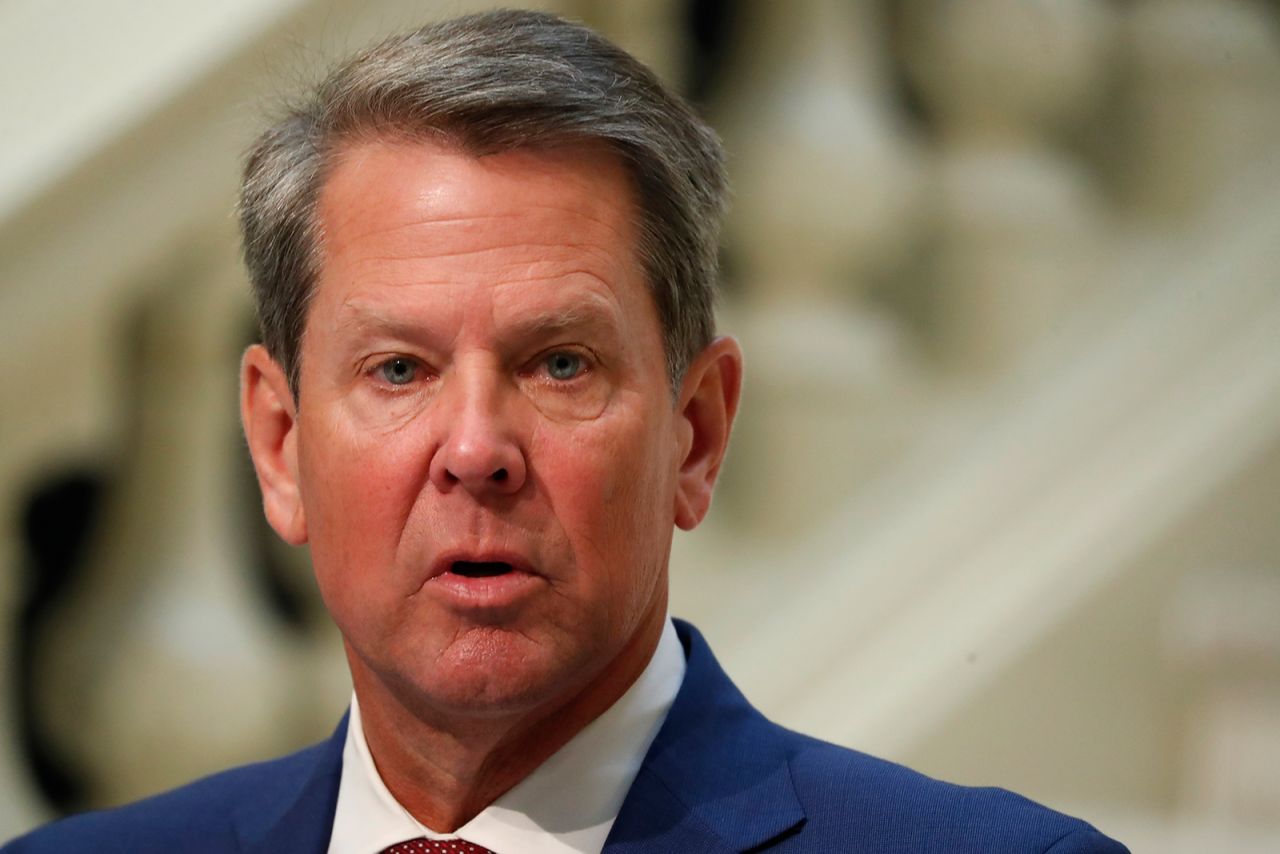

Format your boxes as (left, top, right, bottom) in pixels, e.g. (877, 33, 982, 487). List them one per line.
(287, 140, 686, 717)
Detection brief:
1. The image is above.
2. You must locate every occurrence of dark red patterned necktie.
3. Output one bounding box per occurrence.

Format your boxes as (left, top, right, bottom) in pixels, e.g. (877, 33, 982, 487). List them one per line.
(379, 839, 496, 854)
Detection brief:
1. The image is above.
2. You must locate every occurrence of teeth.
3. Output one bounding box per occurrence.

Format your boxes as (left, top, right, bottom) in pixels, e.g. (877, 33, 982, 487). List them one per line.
(451, 561, 513, 578)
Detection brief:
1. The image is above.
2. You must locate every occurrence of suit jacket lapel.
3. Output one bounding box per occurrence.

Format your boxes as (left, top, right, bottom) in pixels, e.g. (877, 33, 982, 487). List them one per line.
(605, 621, 806, 853)
(232, 712, 348, 854)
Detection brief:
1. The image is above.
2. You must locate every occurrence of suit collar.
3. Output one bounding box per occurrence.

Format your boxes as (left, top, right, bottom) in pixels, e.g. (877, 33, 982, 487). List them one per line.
(232, 711, 348, 854)
(606, 620, 805, 853)
(222, 621, 805, 854)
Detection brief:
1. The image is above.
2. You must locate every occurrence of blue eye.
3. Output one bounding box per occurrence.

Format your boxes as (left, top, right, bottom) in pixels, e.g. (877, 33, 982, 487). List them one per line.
(379, 358, 417, 385)
(545, 352, 584, 381)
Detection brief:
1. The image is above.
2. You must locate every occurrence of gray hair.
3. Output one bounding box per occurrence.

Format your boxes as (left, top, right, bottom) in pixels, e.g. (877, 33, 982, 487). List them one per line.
(238, 8, 728, 396)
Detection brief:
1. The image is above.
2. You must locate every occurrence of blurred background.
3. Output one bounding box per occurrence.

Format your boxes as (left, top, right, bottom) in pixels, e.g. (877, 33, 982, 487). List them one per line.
(3, 0, 1279, 849)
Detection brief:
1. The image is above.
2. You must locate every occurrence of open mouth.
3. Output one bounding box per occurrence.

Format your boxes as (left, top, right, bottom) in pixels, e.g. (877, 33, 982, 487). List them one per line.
(449, 561, 515, 578)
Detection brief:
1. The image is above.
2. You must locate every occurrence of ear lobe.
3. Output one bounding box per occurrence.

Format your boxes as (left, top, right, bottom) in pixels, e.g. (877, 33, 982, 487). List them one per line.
(240, 344, 308, 545)
(673, 336, 743, 531)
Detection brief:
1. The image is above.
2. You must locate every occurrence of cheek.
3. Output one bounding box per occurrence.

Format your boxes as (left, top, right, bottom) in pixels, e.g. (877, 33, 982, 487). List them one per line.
(539, 410, 676, 563)
(298, 416, 429, 589)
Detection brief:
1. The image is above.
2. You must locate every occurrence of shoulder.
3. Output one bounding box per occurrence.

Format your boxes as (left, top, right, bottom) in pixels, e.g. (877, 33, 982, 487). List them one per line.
(2, 738, 336, 854)
(666, 621, 1127, 852)
(778, 729, 1128, 853)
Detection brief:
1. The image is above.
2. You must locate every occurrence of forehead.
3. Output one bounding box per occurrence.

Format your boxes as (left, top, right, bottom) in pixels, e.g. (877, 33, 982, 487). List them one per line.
(307, 137, 659, 347)
(316, 137, 640, 276)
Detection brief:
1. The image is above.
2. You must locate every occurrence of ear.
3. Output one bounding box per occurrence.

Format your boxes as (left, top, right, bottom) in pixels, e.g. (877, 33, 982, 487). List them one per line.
(673, 336, 744, 531)
(241, 344, 307, 545)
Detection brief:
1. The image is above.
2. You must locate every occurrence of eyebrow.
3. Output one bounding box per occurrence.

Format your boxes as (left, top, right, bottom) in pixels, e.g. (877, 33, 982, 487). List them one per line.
(334, 294, 622, 346)
(504, 300, 621, 341)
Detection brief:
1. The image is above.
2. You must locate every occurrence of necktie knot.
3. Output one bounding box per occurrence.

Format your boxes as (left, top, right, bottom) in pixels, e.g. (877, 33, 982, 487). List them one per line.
(379, 839, 495, 854)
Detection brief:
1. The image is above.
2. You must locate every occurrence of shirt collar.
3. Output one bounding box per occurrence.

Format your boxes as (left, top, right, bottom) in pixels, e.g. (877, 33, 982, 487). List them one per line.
(327, 617, 686, 854)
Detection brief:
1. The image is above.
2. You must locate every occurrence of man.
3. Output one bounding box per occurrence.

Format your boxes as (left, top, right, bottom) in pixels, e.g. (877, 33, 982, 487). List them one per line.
(6, 10, 1126, 853)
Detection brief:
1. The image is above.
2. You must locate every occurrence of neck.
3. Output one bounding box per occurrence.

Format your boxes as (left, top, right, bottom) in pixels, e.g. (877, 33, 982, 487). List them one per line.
(352, 605, 668, 833)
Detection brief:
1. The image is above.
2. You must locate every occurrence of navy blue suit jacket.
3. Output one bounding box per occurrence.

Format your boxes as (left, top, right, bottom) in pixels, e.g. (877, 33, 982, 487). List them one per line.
(4, 620, 1126, 852)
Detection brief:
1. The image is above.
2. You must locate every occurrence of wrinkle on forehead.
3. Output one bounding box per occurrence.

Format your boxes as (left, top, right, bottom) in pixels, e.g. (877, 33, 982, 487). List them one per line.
(314, 142, 644, 311)
(325, 263, 628, 339)
(326, 241, 629, 282)
(318, 138, 640, 260)
(322, 212, 636, 266)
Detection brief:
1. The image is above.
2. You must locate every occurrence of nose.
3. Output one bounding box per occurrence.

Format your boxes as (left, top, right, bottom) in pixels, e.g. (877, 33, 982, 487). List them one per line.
(428, 371, 527, 496)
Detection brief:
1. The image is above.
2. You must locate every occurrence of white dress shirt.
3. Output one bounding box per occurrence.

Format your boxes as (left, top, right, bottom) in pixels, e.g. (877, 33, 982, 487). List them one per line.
(327, 618, 686, 854)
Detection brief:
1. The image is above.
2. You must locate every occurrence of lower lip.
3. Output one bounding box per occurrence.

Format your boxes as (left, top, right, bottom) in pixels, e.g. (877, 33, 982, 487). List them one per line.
(425, 570, 544, 610)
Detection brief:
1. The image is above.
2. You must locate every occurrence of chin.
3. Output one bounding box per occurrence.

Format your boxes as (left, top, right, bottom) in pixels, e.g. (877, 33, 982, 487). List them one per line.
(387, 623, 595, 718)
